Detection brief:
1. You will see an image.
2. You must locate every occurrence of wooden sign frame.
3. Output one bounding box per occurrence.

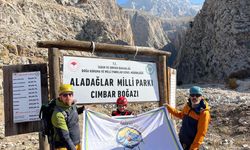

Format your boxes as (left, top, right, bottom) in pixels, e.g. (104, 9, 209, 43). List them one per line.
(37, 40, 171, 150)
(3, 64, 48, 136)
(37, 40, 171, 106)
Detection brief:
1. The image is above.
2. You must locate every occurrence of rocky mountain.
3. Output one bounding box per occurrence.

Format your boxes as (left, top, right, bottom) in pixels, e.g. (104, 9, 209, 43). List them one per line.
(176, 0, 250, 83)
(161, 17, 190, 66)
(0, 1, 250, 149)
(0, 0, 191, 93)
(2, 0, 249, 87)
(0, 0, 134, 49)
(125, 10, 170, 49)
(120, 0, 200, 18)
(0, 0, 188, 59)
(0, 0, 126, 95)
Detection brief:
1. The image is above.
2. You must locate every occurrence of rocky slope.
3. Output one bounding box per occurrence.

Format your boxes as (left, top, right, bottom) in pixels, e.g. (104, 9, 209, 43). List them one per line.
(0, 0, 188, 63)
(175, 83, 250, 150)
(0, 0, 164, 92)
(0, 0, 192, 94)
(0, 0, 127, 93)
(0, 0, 133, 49)
(176, 0, 250, 83)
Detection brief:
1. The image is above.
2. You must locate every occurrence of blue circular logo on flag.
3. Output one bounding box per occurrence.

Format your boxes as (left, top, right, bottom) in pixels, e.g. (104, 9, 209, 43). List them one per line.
(116, 127, 142, 148)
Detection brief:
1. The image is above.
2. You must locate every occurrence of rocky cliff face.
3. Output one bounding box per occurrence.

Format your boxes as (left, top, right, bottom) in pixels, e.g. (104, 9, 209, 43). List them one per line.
(0, 0, 134, 50)
(1, 0, 189, 93)
(161, 17, 190, 66)
(75, 0, 134, 44)
(125, 10, 170, 49)
(0, 0, 131, 94)
(176, 0, 250, 83)
(0, 0, 189, 66)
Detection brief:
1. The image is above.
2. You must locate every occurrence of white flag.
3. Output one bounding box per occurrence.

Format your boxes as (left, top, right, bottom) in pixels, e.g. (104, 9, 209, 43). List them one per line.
(82, 107, 183, 150)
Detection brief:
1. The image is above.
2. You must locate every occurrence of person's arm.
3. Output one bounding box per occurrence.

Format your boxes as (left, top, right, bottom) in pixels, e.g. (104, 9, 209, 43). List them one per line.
(77, 105, 85, 114)
(128, 110, 133, 115)
(165, 104, 184, 119)
(190, 110, 211, 150)
(52, 112, 76, 150)
(111, 111, 117, 116)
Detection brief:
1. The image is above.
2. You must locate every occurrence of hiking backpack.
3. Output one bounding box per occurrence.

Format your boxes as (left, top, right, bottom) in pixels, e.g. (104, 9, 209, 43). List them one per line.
(39, 99, 56, 143)
(39, 99, 68, 144)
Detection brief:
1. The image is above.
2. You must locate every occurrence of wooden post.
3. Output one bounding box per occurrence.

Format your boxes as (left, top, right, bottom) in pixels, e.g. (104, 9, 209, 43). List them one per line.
(39, 48, 60, 150)
(39, 132, 48, 150)
(48, 48, 60, 99)
(158, 56, 168, 106)
(167, 67, 171, 105)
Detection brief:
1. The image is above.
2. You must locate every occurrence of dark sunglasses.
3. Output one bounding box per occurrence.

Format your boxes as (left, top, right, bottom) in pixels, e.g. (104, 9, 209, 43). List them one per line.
(190, 94, 201, 97)
(62, 93, 73, 97)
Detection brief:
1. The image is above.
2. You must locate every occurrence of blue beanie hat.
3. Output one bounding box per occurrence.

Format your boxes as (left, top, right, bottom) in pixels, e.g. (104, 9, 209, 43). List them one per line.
(189, 86, 202, 95)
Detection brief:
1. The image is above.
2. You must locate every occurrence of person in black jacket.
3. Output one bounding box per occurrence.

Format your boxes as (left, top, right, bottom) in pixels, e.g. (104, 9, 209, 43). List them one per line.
(112, 96, 132, 116)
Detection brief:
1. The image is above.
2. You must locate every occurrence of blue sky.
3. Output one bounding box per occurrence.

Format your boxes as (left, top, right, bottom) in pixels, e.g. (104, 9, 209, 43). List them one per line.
(191, 0, 205, 4)
(117, 0, 205, 5)
(116, 0, 127, 4)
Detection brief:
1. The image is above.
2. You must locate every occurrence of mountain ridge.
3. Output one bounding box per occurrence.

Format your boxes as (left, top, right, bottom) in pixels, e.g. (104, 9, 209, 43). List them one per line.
(119, 0, 201, 18)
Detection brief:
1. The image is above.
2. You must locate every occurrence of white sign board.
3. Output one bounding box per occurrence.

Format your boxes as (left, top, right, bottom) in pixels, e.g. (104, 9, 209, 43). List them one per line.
(63, 56, 159, 103)
(169, 68, 176, 108)
(12, 71, 42, 123)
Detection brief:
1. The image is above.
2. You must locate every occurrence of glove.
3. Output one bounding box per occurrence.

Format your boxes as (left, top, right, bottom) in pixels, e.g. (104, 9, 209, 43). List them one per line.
(77, 105, 85, 114)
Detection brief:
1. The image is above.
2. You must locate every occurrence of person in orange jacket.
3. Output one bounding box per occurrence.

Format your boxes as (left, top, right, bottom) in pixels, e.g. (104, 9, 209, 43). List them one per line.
(165, 86, 210, 150)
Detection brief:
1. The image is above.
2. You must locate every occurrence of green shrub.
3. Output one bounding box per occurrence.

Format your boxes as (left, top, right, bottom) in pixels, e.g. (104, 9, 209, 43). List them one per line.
(227, 78, 238, 89)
